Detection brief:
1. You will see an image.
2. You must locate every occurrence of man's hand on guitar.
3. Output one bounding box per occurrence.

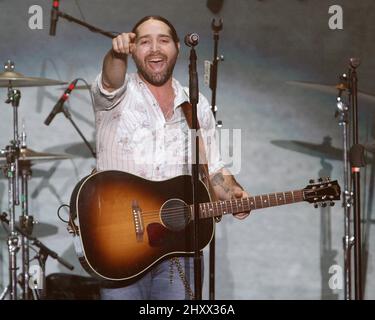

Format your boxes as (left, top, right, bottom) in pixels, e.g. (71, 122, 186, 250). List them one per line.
(232, 188, 251, 220)
(210, 168, 251, 220)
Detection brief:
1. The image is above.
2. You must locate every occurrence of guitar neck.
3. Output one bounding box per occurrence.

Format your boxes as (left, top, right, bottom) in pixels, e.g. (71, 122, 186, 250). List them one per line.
(194, 189, 305, 219)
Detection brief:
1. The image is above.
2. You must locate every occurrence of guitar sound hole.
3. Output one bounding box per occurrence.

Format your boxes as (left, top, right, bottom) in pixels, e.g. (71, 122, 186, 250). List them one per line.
(160, 199, 191, 232)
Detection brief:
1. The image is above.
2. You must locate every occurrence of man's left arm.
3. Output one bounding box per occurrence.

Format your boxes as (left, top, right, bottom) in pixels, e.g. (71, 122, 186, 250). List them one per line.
(210, 167, 250, 220)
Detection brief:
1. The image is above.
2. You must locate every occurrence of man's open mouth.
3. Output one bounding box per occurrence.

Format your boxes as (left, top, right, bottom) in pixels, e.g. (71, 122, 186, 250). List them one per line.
(147, 57, 167, 71)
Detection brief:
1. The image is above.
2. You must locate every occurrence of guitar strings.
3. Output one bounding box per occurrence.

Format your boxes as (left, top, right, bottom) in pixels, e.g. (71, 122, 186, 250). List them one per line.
(140, 199, 292, 221)
(139, 194, 304, 221)
(123, 189, 307, 224)
(140, 205, 234, 221)
(140, 206, 225, 220)
(139, 198, 254, 217)
(139, 192, 304, 218)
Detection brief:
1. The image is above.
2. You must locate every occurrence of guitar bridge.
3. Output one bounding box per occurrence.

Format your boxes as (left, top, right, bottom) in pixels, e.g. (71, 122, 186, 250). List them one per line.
(132, 200, 144, 242)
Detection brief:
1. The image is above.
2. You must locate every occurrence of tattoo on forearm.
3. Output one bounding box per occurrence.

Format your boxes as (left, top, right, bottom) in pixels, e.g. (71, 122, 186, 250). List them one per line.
(211, 172, 245, 198)
(211, 172, 230, 193)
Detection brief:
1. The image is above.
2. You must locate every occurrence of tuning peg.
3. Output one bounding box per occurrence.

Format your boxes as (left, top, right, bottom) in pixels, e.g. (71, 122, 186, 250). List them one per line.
(321, 202, 327, 208)
(330, 202, 335, 207)
(325, 176, 331, 181)
(318, 177, 323, 182)
(309, 179, 315, 184)
(314, 203, 318, 209)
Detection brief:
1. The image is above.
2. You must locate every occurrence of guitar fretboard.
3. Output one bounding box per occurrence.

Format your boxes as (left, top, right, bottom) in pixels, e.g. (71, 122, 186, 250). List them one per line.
(192, 190, 305, 219)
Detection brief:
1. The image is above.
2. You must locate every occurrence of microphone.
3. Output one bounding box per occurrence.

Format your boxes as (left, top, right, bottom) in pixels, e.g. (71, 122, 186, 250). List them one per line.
(49, 0, 60, 36)
(184, 33, 199, 47)
(44, 79, 78, 126)
(349, 57, 360, 69)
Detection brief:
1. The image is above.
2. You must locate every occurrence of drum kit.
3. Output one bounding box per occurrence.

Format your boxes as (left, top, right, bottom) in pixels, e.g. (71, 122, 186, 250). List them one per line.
(0, 60, 76, 300)
(283, 75, 375, 300)
(0, 53, 373, 300)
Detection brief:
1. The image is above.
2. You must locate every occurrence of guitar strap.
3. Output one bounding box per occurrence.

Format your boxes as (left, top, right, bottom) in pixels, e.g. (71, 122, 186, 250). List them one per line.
(180, 101, 218, 203)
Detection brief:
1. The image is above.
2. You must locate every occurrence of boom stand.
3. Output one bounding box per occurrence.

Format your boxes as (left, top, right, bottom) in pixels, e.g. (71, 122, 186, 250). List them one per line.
(208, 18, 223, 301)
(335, 77, 354, 300)
(186, 40, 203, 300)
(348, 58, 363, 300)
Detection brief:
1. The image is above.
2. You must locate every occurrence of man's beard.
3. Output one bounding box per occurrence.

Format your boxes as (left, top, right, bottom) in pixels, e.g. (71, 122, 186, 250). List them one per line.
(133, 51, 177, 86)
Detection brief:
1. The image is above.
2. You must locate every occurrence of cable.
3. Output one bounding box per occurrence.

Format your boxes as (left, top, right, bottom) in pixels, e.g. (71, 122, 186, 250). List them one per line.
(1, 220, 10, 236)
(74, 0, 119, 36)
(74, 0, 86, 21)
(76, 77, 95, 109)
(57, 204, 70, 223)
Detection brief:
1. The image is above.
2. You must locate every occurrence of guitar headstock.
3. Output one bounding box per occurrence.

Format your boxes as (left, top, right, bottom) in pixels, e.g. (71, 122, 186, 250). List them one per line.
(303, 177, 341, 208)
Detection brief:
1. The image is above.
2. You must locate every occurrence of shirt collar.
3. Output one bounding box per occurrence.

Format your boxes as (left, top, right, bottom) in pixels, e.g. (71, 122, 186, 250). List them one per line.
(135, 73, 189, 111)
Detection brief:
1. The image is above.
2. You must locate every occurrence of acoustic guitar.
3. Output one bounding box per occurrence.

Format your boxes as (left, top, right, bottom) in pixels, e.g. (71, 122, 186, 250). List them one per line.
(69, 170, 340, 282)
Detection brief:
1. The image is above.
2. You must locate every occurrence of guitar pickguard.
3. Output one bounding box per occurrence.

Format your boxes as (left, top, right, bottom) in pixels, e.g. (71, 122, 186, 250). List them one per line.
(147, 223, 169, 247)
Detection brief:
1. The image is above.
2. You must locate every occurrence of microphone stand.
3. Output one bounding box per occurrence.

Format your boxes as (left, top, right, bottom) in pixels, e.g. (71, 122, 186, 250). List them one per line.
(49, 8, 111, 159)
(0, 212, 74, 300)
(348, 58, 363, 299)
(187, 39, 203, 300)
(208, 18, 223, 301)
(59, 103, 96, 158)
(209, 19, 224, 121)
(53, 8, 117, 39)
(0, 212, 75, 271)
(335, 76, 354, 300)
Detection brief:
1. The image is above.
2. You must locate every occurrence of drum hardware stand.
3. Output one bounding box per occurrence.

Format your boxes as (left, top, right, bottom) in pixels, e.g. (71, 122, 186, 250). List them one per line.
(206, 18, 224, 301)
(0, 285, 9, 300)
(335, 77, 354, 300)
(18, 135, 35, 301)
(1, 60, 22, 299)
(0, 60, 72, 299)
(7, 120, 35, 300)
(0, 212, 74, 299)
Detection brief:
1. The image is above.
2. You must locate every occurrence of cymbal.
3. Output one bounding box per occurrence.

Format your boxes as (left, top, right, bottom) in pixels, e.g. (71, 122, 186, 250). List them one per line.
(0, 221, 58, 239)
(271, 139, 344, 161)
(19, 148, 70, 161)
(272, 139, 373, 163)
(0, 148, 70, 164)
(287, 81, 375, 103)
(0, 70, 67, 87)
(45, 142, 96, 158)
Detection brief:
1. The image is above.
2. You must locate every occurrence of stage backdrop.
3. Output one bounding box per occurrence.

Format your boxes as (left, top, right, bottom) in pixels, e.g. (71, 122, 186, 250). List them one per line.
(0, 0, 374, 299)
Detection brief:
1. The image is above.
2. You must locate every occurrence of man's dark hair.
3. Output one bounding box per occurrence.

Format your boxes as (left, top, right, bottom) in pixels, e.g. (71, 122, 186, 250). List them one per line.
(131, 15, 180, 44)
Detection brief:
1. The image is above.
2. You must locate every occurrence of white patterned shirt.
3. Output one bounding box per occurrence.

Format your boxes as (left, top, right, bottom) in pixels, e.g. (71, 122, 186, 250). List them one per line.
(91, 72, 224, 181)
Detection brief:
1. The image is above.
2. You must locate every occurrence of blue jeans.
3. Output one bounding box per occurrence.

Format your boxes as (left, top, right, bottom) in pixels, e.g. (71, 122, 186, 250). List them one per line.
(100, 257, 202, 300)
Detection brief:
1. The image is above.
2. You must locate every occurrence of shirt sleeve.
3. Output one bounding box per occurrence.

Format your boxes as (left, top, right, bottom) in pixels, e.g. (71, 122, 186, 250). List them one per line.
(197, 93, 225, 175)
(91, 72, 127, 111)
